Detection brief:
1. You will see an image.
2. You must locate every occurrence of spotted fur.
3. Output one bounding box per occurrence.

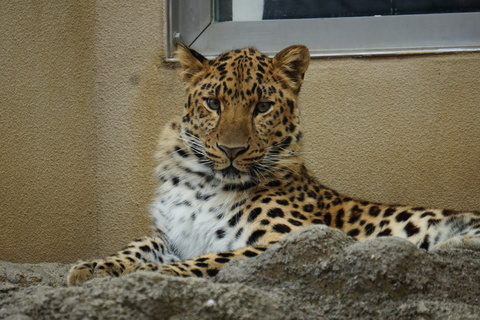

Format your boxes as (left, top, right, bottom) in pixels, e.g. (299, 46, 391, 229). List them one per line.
(68, 44, 480, 286)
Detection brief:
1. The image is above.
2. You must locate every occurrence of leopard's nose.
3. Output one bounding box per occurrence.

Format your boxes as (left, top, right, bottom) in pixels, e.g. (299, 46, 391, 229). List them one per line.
(218, 144, 247, 160)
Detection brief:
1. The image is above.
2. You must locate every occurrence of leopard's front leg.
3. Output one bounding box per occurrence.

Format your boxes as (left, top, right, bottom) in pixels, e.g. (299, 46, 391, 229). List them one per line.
(68, 234, 179, 286)
(130, 245, 268, 278)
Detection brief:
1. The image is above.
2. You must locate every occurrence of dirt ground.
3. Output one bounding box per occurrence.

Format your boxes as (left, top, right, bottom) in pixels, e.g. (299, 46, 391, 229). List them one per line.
(1, 225, 480, 319)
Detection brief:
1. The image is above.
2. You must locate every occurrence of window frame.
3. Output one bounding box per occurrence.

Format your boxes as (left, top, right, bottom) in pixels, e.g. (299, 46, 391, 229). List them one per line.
(166, 0, 480, 60)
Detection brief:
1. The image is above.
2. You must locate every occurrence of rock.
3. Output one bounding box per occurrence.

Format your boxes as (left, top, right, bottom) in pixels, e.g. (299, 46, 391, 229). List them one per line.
(1, 225, 480, 319)
(0, 272, 295, 320)
(0, 261, 70, 287)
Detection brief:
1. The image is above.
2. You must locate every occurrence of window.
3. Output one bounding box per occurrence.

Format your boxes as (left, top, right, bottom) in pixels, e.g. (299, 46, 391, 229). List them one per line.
(166, 0, 480, 59)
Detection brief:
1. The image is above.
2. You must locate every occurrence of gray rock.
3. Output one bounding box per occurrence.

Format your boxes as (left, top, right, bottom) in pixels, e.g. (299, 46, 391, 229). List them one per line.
(0, 261, 70, 287)
(1, 225, 480, 319)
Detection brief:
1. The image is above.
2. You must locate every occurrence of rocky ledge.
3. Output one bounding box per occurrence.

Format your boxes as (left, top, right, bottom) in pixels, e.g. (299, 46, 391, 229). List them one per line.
(1, 225, 480, 319)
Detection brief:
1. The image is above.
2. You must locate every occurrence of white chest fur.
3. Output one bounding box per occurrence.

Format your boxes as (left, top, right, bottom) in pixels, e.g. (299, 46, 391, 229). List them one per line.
(150, 168, 247, 260)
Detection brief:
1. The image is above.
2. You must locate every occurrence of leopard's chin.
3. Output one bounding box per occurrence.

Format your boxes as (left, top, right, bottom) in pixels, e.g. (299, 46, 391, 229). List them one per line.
(220, 165, 245, 178)
(215, 165, 255, 183)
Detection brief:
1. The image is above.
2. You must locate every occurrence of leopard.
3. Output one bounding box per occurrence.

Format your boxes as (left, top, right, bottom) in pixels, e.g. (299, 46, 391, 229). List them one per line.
(68, 44, 480, 286)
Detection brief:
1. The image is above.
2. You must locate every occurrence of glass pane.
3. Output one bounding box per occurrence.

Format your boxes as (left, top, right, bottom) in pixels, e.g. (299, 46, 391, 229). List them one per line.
(216, 0, 480, 22)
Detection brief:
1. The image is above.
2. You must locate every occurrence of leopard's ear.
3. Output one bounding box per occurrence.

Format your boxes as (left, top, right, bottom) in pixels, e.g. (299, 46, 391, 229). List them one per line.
(176, 43, 208, 84)
(273, 45, 310, 93)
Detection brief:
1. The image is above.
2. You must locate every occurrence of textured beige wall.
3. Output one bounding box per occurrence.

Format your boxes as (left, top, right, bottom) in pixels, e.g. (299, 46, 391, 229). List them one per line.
(1, 1, 98, 263)
(302, 54, 480, 211)
(1, 1, 479, 263)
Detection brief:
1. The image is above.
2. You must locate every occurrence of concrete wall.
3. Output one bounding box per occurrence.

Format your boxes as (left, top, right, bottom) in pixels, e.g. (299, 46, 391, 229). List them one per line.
(1, 1, 479, 263)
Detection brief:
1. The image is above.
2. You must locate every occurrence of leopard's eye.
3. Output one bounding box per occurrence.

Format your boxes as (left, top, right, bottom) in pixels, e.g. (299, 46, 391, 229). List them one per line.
(204, 98, 221, 111)
(255, 102, 273, 114)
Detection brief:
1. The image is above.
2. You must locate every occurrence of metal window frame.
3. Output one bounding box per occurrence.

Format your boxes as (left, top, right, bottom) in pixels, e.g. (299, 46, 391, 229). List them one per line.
(166, 0, 480, 60)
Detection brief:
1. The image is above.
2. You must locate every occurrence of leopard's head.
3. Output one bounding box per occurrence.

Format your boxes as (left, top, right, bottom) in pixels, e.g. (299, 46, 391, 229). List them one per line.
(176, 44, 310, 181)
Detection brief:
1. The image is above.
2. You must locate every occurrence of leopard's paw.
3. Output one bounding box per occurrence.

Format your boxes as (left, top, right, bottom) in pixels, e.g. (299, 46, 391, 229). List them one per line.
(433, 235, 480, 251)
(68, 261, 98, 286)
(67, 259, 126, 286)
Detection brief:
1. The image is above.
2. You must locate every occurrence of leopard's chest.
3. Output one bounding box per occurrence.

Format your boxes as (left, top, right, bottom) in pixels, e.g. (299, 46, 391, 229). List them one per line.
(150, 175, 247, 260)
